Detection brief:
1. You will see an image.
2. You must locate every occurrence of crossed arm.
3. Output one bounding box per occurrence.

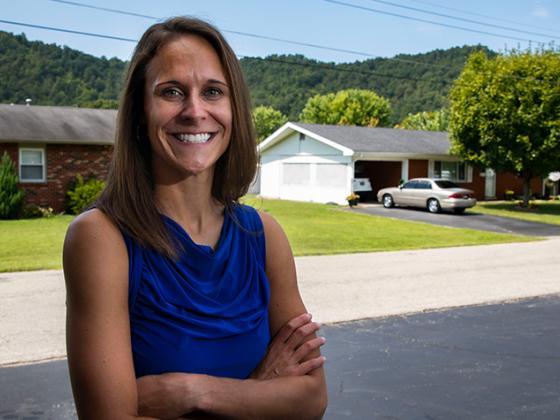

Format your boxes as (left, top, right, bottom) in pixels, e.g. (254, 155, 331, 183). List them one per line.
(63, 209, 327, 419)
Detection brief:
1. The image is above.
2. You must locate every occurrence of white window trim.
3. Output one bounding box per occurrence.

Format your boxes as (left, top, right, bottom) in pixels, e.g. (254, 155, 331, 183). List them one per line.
(19, 147, 46, 183)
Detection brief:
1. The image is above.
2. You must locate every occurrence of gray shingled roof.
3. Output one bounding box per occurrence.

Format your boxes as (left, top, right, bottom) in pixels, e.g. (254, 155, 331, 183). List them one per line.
(293, 122, 451, 154)
(0, 104, 117, 144)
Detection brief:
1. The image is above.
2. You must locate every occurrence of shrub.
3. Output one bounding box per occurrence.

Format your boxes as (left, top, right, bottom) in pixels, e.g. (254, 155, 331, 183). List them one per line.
(0, 152, 25, 219)
(66, 175, 105, 215)
(22, 204, 55, 219)
(22, 204, 43, 218)
(504, 190, 515, 201)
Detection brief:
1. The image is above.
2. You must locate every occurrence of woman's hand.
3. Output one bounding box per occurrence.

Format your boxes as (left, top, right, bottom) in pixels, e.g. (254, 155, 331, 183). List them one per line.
(251, 313, 326, 380)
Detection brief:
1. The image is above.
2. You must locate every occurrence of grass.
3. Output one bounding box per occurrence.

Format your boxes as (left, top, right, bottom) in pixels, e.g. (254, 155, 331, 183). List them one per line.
(473, 200, 560, 226)
(0, 198, 540, 273)
(242, 197, 534, 256)
(0, 215, 73, 272)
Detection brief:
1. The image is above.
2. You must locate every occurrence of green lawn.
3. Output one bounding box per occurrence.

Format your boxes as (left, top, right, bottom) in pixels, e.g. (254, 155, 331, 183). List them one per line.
(473, 200, 560, 226)
(0, 199, 537, 273)
(242, 197, 533, 257)
(0, 215, 73, 272)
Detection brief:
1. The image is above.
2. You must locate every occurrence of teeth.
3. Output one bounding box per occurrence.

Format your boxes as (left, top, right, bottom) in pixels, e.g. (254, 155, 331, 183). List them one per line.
(175, 133, 212, 143)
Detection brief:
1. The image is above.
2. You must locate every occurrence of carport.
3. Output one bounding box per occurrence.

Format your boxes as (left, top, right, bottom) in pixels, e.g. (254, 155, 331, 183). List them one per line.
(354, 160, 403, 202)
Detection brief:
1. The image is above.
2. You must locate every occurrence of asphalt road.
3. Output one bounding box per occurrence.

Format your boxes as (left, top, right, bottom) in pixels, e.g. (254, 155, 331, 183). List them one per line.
(352, 204, 560, 236)
(2, 295, 560, 419)
(2, 218, 559, 418)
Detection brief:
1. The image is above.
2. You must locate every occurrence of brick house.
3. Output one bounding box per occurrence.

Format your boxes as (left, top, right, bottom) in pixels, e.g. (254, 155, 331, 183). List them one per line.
(258, 122, 544, 205)
(0, 104, 116, 212)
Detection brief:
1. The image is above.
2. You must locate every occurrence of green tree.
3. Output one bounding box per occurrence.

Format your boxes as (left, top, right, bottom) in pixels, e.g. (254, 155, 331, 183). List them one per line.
(0, 152, 24, 219)
(300, 88, 392, 127)
(449, 50, 560, 206)
(252, 105, 288, 143)
(396, 108, 449, 131)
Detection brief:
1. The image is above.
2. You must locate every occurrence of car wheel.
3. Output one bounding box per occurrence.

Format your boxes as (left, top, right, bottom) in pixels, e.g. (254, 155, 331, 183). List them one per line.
(382, 194, 394, 208)
(453, 208, 466, 215)
(427, 198, 440, 213)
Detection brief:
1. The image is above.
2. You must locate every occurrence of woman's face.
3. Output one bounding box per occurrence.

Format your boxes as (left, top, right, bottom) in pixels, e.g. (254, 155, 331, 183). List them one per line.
(143, 35, 232, 182)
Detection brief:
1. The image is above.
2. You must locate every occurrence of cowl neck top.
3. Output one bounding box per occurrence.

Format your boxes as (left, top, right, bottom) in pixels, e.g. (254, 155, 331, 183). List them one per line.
(123, 204, 270, 379)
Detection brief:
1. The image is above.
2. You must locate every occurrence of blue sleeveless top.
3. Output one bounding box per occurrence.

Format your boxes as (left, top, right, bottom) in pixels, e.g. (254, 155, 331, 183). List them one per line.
(122, 204, 270, 379)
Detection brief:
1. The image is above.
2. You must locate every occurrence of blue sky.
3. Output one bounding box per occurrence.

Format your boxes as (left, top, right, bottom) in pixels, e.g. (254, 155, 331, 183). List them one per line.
(2, 0, 560, 63)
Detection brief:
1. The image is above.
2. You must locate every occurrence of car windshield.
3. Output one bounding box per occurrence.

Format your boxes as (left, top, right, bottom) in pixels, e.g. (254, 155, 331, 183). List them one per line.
(434, 180, 460, 189)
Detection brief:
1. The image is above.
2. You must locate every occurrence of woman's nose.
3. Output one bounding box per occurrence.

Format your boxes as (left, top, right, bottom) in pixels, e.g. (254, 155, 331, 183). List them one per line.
(179, 95, 206, 120)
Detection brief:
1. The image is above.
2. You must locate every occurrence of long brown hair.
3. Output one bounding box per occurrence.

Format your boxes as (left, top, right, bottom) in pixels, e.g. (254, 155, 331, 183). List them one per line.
(96, 17, 257, 258)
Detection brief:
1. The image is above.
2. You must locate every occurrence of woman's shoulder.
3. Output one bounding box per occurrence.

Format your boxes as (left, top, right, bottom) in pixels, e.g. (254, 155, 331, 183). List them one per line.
(63, 209, 129, 299)
(231, 203, 265, 230)
(252, 207, 281, 236)
(64, 208, 126, 263)
(67, 208, 122, 241)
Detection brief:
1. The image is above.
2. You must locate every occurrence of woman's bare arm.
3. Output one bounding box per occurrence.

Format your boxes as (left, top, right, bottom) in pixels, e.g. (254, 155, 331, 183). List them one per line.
(64, 209, 199, 419)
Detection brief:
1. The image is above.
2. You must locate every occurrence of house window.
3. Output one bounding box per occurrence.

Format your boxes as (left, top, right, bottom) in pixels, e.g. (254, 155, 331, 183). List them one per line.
(315, 164, 347, 188)
(19, 148, 45, 182)
(282, 163, 310, 186)
(433, 161, 468, 182)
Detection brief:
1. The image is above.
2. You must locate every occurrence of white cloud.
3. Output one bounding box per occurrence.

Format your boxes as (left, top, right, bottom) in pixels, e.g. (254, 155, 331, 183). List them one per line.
(532, 5, 549, 18)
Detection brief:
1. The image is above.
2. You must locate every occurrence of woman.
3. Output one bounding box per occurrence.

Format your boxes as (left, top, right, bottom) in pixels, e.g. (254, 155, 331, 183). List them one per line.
(63, 17, 327, 419)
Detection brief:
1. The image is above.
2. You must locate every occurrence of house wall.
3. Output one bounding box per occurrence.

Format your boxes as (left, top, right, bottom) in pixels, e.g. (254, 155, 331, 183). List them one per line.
(1, 142, 112, 212)
(445, 167, 542, 200)
(495, 171, 542, 199)
(1, 143, 18, 163)
(260, 132, 352, 204)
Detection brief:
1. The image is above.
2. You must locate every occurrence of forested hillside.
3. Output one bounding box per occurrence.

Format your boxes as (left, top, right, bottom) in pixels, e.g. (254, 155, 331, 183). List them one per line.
(0, 32, 125, 108)
(0, 31, 495, 123)
(242, 45, 495, 123)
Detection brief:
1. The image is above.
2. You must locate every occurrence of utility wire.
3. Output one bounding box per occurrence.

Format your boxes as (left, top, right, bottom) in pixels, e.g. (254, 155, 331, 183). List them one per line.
(323, 0, 537, 44)
(406, 0, 560, 36)
(49, 0, 156, 19)
(242, 55, 446, 84)
(45, 0, 451, 69)
(363, 0, 560, 40)
(0, 18, 137, 42)
(0, 15, 555, 88)
(0, 17, 453, 85)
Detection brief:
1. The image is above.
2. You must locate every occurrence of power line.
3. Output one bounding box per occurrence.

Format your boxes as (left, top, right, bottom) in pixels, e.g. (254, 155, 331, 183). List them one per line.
(406, 0, 560, 36)
(49, 0, 156, 19)
(322, 0, 538, 44)
(241, 55, 447, 84)
(0, 17, 454, 86)
(363, 0, 560, 40)
(45, 0, 450, 69)
(1, 16, 555, 89)
(0, 18, 137, 42)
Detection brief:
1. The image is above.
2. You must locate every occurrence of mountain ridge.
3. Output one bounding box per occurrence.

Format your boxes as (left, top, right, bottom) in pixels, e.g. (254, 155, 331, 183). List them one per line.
(0, 30, 495, 123)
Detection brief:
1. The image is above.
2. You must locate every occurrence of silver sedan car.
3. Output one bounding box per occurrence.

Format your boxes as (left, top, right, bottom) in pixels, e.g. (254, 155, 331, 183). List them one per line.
(377, 178, 477, 214)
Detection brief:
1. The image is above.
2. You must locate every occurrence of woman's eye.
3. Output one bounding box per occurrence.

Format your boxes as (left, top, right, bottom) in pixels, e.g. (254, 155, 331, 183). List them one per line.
(161, 88, 183, 99)
(205, 87, 223, 98)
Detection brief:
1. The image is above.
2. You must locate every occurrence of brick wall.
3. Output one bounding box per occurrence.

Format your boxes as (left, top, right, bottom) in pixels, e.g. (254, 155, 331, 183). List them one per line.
(0, 143, 18, 163)
(0, 143, 113, 213)
(465, 168, 542, 200)
(495, 172, 543, 200)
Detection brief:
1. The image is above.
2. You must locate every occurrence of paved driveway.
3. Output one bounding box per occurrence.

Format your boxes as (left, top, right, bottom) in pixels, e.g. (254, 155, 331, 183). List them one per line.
(352, 204, 560, 236)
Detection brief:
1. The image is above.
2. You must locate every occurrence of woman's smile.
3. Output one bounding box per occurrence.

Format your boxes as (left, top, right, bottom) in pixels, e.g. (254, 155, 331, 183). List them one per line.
(172, 132, 214, 144)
